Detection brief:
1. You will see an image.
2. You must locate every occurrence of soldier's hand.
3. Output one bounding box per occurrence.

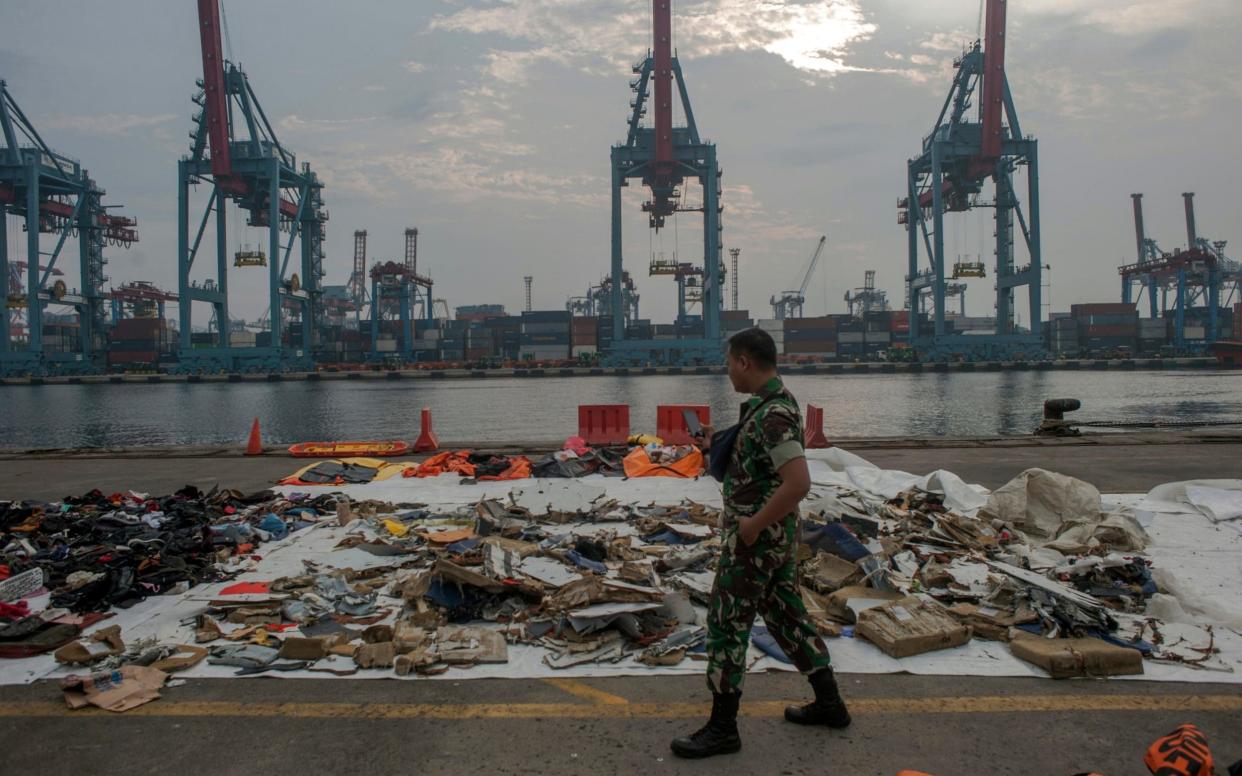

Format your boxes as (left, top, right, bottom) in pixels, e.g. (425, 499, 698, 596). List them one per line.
(738, 517, 761, 547)
(697, 423, 715, 443)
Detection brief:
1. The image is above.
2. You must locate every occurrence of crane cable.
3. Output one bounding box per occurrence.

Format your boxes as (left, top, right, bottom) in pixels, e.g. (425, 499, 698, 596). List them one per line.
(220, 0, 236, 64)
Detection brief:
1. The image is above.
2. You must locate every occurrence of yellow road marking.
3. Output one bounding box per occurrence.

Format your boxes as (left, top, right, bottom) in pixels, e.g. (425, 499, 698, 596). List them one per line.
(542, 678, 630, 705)
(0, 695, 1239, 719)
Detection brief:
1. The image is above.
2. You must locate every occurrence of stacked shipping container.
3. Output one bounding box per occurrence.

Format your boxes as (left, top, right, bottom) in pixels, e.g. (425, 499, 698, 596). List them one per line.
(108, 318, 174, 367)
(572, 316, 598, 357)
(1072, 303, 1138, 352)
(784, 316, 838, 357)
(520, 310, 570, 361)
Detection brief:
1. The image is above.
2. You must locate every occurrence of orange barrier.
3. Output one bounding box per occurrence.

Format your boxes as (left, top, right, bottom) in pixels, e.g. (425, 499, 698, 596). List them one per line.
(656, 404, 710, 446)
(622, 446, 704, 478)
(244, 418, 263, 456)
(578, 404, 630, 445)
(804, 403, 830, 449)
(413, 406, 439, 452)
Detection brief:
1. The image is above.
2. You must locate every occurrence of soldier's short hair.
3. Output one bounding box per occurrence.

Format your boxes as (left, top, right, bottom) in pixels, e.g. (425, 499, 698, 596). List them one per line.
(728, 328, 777, 369)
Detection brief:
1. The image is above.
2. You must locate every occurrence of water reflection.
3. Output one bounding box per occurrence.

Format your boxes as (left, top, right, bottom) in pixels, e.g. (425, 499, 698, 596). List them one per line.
(0, 370, 1239, 448)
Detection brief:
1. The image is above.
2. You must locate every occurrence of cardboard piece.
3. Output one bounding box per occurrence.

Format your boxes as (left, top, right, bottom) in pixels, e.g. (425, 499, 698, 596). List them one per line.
(393, 623, 431, 652)
(354, 641, 396, 669)
(825, 586, 902, 624)
(1009, 634, 1144, 679)
(149, 645, 209, 673)
(946, 603, 1037, 642)
(807, 553, 863, 593)
(855, 597, 973, 658)
(195, 615, 223, 643)
(436, 626, 508, 665)
(53, 624, 124, 665)
(60, 666, 167, 712)
(278, 637, 327, 661)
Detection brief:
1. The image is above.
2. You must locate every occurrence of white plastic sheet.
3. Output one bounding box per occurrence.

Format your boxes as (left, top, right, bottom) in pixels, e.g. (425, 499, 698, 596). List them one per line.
(4, 448, 1239, 686)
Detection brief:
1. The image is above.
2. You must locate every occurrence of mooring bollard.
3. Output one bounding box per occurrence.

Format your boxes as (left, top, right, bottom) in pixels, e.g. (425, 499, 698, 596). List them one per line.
(1036, 398, 1082, 436)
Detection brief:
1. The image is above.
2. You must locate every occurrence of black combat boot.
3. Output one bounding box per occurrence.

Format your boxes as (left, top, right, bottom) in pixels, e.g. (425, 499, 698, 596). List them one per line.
(784, 667, 851, 728)
(670, 691, 742, 758)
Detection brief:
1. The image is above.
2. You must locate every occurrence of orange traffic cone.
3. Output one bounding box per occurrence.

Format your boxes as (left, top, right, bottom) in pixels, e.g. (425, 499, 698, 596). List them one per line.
(244, 418, 264, 456)
(413, 407, 439, 452)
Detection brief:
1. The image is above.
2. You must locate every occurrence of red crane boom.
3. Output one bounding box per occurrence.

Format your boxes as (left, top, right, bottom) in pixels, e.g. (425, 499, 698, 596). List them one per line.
(978, 0, 1008, 161)
(652, 0, 674, 186)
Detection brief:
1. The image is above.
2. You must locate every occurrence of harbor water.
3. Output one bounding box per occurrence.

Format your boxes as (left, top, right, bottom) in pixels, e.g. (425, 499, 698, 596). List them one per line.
(2, 370, 1240, 449)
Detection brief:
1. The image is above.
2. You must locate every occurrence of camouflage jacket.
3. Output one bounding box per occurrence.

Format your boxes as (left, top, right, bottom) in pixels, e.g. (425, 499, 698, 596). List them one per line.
(721, 376, 805, 529)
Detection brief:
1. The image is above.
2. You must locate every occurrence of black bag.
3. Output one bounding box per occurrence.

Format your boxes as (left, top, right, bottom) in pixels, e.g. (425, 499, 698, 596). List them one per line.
(707, 389, 783, 483)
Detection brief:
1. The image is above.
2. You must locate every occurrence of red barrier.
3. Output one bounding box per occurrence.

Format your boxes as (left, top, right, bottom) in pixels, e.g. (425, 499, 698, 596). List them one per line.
(656, 404, 710, 446)
(804, 404, 829, 449)
(413, 407, 440, 452)
(578, 405, 630, 445)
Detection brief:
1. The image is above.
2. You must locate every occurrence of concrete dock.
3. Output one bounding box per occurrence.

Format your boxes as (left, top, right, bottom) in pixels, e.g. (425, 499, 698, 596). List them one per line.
(3, 430, 1240, 500)
(2, 432, 1240, 774)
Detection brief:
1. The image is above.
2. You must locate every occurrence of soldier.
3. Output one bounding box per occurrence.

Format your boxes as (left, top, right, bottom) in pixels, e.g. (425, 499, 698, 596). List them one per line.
(671, 327, 850, 759)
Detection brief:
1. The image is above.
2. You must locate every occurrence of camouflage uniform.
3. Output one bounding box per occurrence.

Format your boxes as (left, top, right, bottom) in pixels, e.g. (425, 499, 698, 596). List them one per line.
(706, 376, 831, 695)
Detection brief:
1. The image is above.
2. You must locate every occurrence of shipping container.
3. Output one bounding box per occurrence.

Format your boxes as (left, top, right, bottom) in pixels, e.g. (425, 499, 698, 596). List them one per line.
(519, 347, 567, 360)
(1081, 314, 1138, 326)
(107, 350, 158, 365)
(521, 322, 570, 336)
(522, 334, 570, 346)
(1071, 303, 1137, 317)
(521, 310, 572, 323)
(838, 332, 865, 344)
(784, 316, 837, 331)
(784, 340, 836, 353)
(1081, 324, 1136, 338)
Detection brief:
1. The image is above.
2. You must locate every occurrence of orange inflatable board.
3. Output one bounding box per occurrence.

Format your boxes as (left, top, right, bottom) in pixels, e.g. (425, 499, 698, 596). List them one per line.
(287, 441, 412, 458)
(622, 446, 704, 478)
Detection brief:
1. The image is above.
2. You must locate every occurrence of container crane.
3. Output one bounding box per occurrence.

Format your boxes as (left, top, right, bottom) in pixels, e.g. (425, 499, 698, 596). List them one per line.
(1120, 192, 1228, 349)
(844, 269, 891, 318)
(588, 273, 640, 325)
(770, 236, 826, 320)
(898, 0, 1044, 361)
(607, 0, 723, 365)
(404, 227, 434, 322)
(109, 281, 178, 323)
(0, 81, 138, 377)
(175, 0, 327, 374)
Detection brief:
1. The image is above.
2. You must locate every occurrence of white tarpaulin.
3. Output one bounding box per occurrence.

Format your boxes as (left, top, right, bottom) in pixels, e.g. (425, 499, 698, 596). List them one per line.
(3, 448, 1239, 685)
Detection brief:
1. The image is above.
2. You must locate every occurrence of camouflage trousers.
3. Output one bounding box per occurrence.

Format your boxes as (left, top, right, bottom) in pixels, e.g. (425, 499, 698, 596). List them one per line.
(706, 517, 831, 695)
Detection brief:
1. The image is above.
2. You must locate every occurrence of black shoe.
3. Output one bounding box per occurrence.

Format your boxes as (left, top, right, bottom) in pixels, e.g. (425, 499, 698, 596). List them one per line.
(671, 692, 742, 759)
(785, 667, 851, 728)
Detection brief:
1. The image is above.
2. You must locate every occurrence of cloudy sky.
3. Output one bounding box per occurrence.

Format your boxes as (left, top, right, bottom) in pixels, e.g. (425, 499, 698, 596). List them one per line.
(4, 0, 1239, 326)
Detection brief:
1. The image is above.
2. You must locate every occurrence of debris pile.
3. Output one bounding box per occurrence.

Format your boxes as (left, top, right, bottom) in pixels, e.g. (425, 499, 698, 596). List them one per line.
(1, 463, 1235, 695)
